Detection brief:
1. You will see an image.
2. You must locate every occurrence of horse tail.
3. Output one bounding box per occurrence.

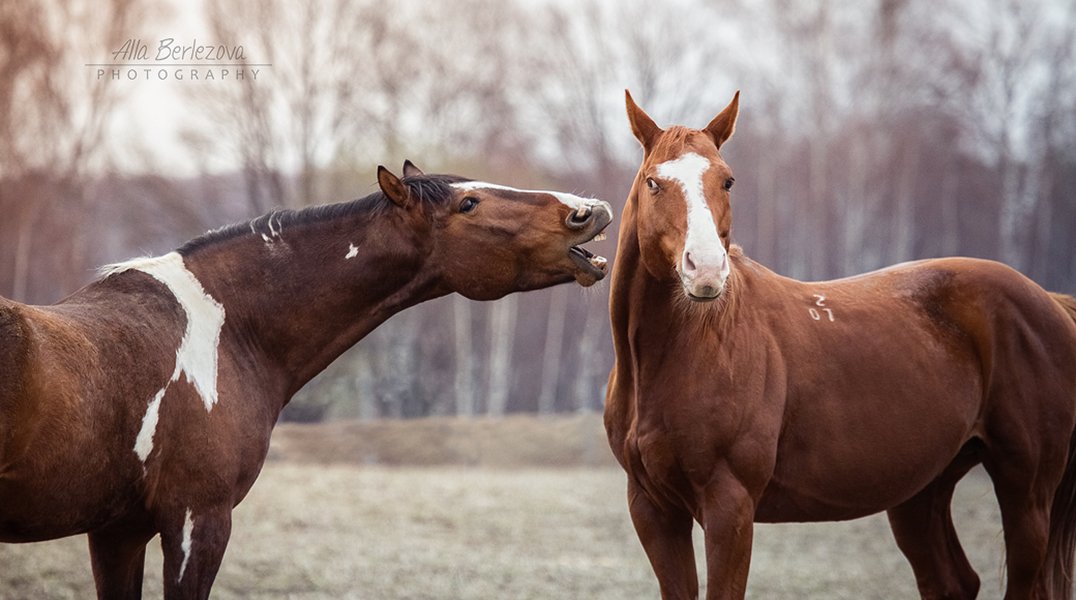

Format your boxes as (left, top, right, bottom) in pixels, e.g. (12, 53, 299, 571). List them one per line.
(1053, 293, 1076, 325)
(1046, 292, 1076, 600)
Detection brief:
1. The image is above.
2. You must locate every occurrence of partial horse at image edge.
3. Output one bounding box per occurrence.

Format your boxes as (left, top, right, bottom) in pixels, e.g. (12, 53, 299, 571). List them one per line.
(606, 89, 1076, 600)
(0, 162, 612, 599)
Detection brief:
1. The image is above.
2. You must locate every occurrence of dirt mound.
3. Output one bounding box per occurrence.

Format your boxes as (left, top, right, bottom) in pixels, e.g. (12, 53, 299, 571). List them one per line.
(269, 413, 617, 468)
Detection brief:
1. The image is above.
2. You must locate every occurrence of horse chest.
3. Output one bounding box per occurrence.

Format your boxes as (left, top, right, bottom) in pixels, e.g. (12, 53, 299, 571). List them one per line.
(621, 402, 737, 507)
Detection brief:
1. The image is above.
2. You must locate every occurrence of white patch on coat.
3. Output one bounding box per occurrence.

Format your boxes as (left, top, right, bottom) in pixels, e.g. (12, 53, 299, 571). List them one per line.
(656, 152, 729, 281)
(451, 181, 609, 214)
(133, 388, 167, 463)
(345, 243, 359, 259)
(178, 508, 194, 583)
(102, 253, 226, 463)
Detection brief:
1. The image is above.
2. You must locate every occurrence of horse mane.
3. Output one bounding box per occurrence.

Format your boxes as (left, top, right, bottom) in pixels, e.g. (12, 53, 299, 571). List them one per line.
(176, 173, 466, 257)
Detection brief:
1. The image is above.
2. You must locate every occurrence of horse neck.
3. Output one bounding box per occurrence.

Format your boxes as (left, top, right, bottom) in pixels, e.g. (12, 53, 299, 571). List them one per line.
(183, 211, 444, 398)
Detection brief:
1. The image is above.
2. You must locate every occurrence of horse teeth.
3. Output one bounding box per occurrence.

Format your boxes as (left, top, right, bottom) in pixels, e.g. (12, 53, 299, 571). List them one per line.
(590, 256, 608, 268)
(594, 232, 607, 242)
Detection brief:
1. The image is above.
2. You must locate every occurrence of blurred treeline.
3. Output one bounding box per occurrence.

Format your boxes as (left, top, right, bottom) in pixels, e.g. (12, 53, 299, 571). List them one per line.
(1, 0, 1074, 420)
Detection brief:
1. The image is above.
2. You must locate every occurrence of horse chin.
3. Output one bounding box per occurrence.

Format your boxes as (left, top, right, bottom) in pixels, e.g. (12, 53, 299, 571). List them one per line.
(569, 250, 608, 286)
(683, 286, 723, 303)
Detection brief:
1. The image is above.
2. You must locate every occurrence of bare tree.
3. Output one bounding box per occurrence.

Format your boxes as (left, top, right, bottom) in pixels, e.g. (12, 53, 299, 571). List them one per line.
(0, 0, 152, 301)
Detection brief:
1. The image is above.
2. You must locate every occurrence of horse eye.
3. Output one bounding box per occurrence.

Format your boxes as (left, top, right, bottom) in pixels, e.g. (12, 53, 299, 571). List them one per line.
(459, 196, 479, 213)
(646, 178, 659, 193)
(724, 177, 735, 191)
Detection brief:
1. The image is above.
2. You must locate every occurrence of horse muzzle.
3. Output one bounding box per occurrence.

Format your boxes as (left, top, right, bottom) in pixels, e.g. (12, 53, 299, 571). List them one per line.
(678, 249, 729, 302)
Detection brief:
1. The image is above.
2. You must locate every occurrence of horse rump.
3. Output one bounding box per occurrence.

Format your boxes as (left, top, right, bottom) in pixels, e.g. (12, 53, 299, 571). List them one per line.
(1046, 292, 1076, 600)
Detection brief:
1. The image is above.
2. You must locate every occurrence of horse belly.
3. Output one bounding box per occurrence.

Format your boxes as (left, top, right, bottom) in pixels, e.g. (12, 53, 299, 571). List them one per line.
(758, 393, 980, 523)
(0, 463, 132, 542)
(757, 342, 982, 522)
(0, 405, 141, 542)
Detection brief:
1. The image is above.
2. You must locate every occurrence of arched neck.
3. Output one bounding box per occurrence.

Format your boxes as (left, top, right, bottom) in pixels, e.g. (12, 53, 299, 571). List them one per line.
(181, 209, 446, 399)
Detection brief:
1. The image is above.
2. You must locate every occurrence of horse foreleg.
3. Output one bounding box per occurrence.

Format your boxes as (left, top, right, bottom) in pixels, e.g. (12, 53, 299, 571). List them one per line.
(700, 474, 755, 600)
(159, 506, 232, 600)
(628, 479, 700, 600)
(88, 524, 155, 600)
(887, 469, 980, 600)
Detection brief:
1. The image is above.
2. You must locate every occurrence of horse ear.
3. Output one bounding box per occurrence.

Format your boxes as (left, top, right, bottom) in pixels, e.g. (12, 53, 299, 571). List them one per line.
(377, 165, 410, 207)
(402, 159, 424, 178)
(625, 89, 662, 152)
(705, 90, 740, 149)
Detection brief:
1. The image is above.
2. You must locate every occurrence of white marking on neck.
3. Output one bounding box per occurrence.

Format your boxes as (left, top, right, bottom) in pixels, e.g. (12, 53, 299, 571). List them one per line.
(452, 181, 595, 211)
(103, 253, 226, 463)
(345, 243, 359, 259)
(656, 152, 728, 275)
(251, 212, 284, 246)
(267, 213, 281, 238)
(178, 508, 194, 582)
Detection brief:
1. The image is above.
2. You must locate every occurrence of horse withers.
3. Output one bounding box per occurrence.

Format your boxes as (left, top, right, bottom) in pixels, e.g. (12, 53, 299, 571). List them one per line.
(605, 91, 1076, 599)
(0, 162, 612, 599)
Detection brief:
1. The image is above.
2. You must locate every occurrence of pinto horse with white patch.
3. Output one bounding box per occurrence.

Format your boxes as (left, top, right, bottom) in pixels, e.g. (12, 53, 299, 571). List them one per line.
(0, 162, 611, 599)
(606, 91, 1076, 600)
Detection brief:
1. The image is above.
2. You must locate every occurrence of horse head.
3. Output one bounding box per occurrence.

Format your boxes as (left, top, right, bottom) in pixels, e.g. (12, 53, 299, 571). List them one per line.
(377, 162, 612, 301)
(623, 90, 739, 302)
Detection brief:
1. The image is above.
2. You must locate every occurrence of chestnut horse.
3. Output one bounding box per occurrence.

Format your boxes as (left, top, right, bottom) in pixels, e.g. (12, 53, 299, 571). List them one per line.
(0, 162, 611, 599)
(605, 91, 1076, 600)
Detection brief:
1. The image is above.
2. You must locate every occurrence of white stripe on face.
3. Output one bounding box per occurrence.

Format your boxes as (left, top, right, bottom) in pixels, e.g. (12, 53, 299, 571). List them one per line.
(656, 152, 729, 283)
(451, 181, 604, 214)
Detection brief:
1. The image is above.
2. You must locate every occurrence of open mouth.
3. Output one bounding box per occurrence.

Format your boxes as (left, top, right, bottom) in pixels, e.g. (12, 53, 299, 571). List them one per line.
(568, 229, 610, 286)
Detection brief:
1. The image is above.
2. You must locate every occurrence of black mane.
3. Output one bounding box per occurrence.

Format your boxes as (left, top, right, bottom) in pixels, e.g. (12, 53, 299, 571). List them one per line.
(178, 173, 466, 256)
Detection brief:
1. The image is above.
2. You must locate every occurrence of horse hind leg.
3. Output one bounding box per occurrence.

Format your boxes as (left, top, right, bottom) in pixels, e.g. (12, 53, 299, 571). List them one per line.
(887, 450, 981, 600)
(982, 438, 1067, 600)
(88, 523, 155, 600)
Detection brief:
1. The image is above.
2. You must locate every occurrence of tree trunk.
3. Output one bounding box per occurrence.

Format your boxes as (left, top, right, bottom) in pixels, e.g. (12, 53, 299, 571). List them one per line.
(571, 304, 603, 412)
(453, 295, 475, 417)
(486, 295, 518, 417)
(537, 287, 567, 415)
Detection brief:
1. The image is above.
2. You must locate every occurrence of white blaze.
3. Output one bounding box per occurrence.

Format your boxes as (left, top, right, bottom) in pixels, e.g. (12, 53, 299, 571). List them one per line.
(178, 508, 194, 582)
(656, 152, 729, 283)
(451, 181, 609, 214)
(102, 252, 226, 463)
(345, 243, 359, 259)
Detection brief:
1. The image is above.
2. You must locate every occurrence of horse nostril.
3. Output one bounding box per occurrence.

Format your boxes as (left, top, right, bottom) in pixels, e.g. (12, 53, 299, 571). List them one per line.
(567, 206, 593, 228)
(684, 251, 697, 274)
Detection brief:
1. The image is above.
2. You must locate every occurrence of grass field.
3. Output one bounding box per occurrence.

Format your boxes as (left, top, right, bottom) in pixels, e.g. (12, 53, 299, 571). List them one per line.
(0, 416, 1013, 599)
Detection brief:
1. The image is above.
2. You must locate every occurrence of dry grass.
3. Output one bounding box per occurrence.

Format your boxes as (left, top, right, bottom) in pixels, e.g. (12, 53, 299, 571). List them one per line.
(0, 416, 1013, 599)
